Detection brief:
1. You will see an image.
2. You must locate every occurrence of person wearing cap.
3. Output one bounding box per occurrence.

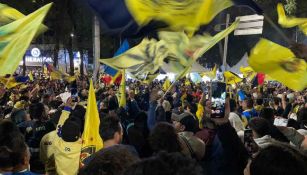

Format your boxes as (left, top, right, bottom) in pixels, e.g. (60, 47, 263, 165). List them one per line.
(172, 112, 206, 161)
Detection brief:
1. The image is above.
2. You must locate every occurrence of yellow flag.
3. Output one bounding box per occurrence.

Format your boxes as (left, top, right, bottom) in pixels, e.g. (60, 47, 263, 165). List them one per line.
(159, 19, 239, 75)
(111, 71, 122, 84)
(265, 74, 275, 81)
(0, 3, 24, 24)
(119, 70, 126, 107)
(249, 38, 307, 91)
(28, 71, 34, 81)
(185, 78, 191, 86)
(80, 79, 103, 166)
(125, 0, 233, 36)
(100, 38, 168, 78)
(43, 65, 48, 75)
(201, 64, 217, 79)
(46, 63, 76, 83)
(142, 72, 159, 84)
(158, 31, 190, 66)
(224, 71, 243, 85)
(277, 3, 307, 35)
(0, 77, 20, 89)
(240, 66, 257, 81)
(191, 19, 240, 60)
(0, 3, 48, 31)
(0, 3, 52, 76)
(163, 78, 171, 91)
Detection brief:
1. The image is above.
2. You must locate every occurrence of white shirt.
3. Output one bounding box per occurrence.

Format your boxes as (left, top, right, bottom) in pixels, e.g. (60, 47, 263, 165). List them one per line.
(229, 112, 244, 132)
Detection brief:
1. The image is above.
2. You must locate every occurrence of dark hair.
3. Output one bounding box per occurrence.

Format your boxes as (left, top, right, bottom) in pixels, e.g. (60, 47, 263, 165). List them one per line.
(61, 117, 81, 142)
(0, 146, 14, 169)
(19, 96, 29, 102)
(259, 108, 274, 124)
(245, 99, 254, 109)
(29, 103, 45, 120)
(79, 145, 139, 175)
(43, 94, 50, 99)
(0, 131, 27, 167)
(49, 100, 62, 109)
(49, 109, 62, 127)
(99, 116, 121, 141)
(149, 123, 181, 153)
(180, 115, 197, 133)
(134, 112, 149, 131)
(71, 105, 86, 133)
(0, 119, 19, 137)
(250, 143, 307, 175)
(256, 99, 263, 106)
(124, 152, 203, 175)
(229, 99, 237, 112)
(297, 108, 307, 126)
(248, 118, 271, 138)
(273, 97, 280, 106)
(10, 109, 27, 125)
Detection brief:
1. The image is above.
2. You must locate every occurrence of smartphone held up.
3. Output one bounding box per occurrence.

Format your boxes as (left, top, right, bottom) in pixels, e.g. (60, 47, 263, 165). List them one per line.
(211, 82, 226, 118)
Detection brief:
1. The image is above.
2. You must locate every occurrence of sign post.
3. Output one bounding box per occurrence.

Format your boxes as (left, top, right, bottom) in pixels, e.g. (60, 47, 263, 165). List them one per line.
(234, 14, 264, 36)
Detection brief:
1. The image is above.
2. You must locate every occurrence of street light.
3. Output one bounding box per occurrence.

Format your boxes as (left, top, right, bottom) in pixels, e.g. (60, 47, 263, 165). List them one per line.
(70, 33, 74, 38)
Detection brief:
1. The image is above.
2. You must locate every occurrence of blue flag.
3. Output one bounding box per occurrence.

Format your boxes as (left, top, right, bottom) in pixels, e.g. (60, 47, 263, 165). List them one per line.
(103, 39, 130, 77)
(15, 76, 29, 83)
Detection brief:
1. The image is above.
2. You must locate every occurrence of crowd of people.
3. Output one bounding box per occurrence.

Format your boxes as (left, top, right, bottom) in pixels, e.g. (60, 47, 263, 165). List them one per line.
(0, 74, 307, 175)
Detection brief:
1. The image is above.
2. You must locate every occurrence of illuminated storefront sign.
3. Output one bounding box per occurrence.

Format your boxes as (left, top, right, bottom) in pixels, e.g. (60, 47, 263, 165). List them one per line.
(20, 48, 53, 66)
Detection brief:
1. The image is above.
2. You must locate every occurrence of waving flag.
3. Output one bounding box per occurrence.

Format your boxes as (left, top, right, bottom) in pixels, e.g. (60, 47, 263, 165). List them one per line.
(163, 78, 171, 91)
(80, 79, 103, 167)
(142, 71, 160, 84)
(201, 65, 217, 79)
(100, 38, 168, 79)
(240, 66, 257, 81)
(252, 73, 265, 87)
(162, 20, 239, 92)
(0, 3, 24, 24)
(126, 0, 233, 36)
(159, 19, 239, 75)
(249, 38, 307, 91)
(277, 3, 307, 35)
(0, 3, 52, 76)
(45, 63, 76, 83)
(0, 75, 29, 89)
(224, 71, 243, 85)
(86, 0, 262, 37)
(0, 3, 48, 32)
(103, 39, 130, 84)
(28, 71, 34, 81)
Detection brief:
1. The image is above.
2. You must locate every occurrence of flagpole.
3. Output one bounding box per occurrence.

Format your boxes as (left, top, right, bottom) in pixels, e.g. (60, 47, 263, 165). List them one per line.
(263, 14, 292, 44)
(222, 14, 230, 72)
